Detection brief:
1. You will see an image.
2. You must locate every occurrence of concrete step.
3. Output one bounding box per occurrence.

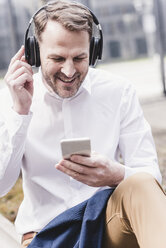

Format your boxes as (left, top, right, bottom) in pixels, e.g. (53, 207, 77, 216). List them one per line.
(0, 214, 21, 247)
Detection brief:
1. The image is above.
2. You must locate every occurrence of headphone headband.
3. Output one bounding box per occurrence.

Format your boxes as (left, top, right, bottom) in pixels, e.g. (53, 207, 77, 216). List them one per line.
(25, 1, 103, 67)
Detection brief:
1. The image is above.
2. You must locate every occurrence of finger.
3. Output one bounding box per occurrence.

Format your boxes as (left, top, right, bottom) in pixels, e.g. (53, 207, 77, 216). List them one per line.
(10, 73, 33, 89)
(8, 66, 33, 83)
(9, 46, 25, 66)
(70, 155, 97, 167)
(8, 60, 33, 75)
(62, 159, 94, 174)
(21, 55, 26, 62)
(56, 163, 96, 186)
(56, 163, 88, 180)
(7, 68, 33, 87)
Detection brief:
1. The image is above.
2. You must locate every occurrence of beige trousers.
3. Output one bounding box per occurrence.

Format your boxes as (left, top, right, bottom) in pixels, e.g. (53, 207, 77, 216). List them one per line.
(102, 172, 166, 248)
(22, 173, 166, 248)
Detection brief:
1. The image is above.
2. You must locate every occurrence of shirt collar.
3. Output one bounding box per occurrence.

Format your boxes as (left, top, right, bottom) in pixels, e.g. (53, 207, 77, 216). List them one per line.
(38, 67, 91, 100)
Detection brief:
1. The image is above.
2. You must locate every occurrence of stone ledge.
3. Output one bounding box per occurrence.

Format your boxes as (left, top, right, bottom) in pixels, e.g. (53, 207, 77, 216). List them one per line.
(0, 214, 21, 247)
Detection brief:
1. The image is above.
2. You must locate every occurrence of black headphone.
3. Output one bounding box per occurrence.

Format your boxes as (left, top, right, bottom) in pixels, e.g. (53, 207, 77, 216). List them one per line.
(24, 1, 103, 67)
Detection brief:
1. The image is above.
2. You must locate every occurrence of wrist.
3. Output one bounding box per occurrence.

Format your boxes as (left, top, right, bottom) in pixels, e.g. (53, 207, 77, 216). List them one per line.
(109, 162, 125, 187)
(13, 105, 30, 115)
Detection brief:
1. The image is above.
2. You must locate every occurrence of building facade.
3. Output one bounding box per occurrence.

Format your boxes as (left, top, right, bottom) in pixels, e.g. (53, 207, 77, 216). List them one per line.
(80, 0, 156, 61)
(0, 0, 41, 70)
(0, 0, 164, 71)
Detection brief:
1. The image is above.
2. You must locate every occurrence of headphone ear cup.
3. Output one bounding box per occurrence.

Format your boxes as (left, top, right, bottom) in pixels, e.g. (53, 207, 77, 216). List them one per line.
(26, 37, 35, 66)
(97, 36, 103, 60)
(26, 36, 40, 67)
(89, 37, 94, 66)
(89, 37, 100, 67)
(34, 38, 41, 67)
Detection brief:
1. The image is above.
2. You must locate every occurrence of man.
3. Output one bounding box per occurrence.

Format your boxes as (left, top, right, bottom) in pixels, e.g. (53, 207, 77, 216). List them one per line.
(1, 1, 166, 247)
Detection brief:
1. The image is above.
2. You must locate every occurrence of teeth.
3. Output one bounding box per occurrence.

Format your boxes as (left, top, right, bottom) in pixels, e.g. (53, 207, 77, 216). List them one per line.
(60, 79, 74, 83)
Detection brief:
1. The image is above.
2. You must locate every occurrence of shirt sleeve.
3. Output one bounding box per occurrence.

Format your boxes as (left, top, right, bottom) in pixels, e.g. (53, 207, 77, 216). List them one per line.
(119, 84, 162, 183)
(0, 107, 32, 197)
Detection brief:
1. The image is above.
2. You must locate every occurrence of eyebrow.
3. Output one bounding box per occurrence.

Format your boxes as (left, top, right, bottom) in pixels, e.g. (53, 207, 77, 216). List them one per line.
(48, 53, 88, 58)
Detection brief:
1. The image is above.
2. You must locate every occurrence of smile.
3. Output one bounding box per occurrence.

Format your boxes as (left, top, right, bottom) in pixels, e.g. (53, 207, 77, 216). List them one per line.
(58, 78, 76, 84)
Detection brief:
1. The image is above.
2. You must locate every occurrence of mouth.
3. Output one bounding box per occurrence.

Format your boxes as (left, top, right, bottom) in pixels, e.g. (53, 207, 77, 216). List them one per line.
(58, 77, 76, 84)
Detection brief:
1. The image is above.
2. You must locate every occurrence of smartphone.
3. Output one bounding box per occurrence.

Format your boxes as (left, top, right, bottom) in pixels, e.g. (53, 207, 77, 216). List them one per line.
(60, 137, 91, 160)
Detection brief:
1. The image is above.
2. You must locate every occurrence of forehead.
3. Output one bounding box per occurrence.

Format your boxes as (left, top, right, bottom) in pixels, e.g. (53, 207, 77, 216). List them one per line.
(41, 20, 89, 44)
(39, 21, 90, 57)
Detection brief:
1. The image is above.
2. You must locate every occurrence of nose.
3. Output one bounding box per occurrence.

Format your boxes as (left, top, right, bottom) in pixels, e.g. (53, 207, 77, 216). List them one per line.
(61, 60, 76, 78)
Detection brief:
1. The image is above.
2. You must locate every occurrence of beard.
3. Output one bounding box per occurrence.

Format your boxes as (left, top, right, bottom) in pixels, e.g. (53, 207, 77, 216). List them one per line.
(42, 71, 84, 98)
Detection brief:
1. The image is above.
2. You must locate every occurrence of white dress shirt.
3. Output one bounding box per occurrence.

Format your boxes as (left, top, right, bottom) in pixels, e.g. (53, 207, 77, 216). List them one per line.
(0, 68, 161, 234)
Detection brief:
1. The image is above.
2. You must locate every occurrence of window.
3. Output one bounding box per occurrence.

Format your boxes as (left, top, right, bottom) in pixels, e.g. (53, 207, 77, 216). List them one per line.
(117, 20, 126, 33)
(109, 41, 121, 58)
(120, 4, 135, 14)
(135, 38, 147, 55)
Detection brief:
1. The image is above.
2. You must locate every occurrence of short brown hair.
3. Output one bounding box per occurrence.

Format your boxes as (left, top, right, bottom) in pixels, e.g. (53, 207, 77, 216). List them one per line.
(34, 0, 93, 42)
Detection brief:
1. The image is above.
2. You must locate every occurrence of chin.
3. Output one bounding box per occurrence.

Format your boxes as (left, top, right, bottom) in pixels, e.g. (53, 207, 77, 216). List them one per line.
(58, 91, 77, 98)
(56, 85, 80, 98)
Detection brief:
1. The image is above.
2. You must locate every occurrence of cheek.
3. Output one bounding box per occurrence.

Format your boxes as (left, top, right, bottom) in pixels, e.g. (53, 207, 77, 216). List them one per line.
(42, 61, 58, 76)
(77, 61, 88, 72)
(79, 63, 89, 76)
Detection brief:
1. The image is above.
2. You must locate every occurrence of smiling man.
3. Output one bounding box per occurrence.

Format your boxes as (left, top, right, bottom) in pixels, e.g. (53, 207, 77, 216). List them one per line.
(1, 1, 166, 248)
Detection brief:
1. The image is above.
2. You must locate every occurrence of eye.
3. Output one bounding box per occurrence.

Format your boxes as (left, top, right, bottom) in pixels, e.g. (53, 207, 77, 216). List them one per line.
(74, 57, 85, 62)
(51, 57, 65, 62)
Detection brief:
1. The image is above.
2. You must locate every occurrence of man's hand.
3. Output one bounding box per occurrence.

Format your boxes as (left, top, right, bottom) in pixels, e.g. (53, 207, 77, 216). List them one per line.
(4, 46, 34, 115)
(55, 153, 125, 187)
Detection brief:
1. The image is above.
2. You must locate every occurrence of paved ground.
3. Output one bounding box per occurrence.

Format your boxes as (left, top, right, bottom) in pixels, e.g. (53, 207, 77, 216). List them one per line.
(142, 96, 166, 131)
(99, 56, 165, 101)
(0, 57, 166, 246)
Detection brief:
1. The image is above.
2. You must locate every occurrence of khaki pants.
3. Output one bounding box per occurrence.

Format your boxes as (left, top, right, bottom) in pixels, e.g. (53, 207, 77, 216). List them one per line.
(103, 172, 166, 248)
(22, 172, 166, 248)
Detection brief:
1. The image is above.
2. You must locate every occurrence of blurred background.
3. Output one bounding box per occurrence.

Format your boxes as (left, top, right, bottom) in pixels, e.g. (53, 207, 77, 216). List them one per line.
(0, 0, 166, 224)
(0, 0, 166, 98)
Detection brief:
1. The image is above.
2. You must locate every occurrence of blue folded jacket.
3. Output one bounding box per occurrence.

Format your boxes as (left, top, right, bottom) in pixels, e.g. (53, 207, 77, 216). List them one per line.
(28, 188, 114, 248)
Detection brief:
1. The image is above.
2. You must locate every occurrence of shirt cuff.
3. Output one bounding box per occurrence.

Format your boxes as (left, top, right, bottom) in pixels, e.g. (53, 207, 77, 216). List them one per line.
(4, 108, 33, 136)
(124, 166, 134, 179)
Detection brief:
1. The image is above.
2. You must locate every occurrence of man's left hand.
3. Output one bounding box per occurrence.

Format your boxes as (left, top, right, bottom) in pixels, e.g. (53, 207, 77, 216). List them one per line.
(55, 153, 125, 187)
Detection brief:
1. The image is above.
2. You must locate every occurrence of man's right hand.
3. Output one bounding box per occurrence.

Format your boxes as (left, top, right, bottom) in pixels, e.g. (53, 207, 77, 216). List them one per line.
(4, 46, 34, 115)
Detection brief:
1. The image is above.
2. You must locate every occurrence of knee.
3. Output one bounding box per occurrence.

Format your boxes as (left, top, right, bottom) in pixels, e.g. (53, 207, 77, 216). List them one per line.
(123, 172, 156, 189)
(114, 172, 157, 198)
(107, 172, 162, 221)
